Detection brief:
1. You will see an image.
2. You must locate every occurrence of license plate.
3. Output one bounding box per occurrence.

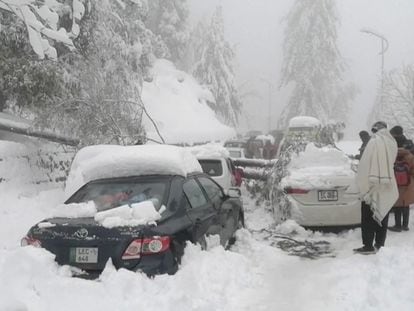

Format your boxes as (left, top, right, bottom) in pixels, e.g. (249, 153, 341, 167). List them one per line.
(70, 247, 98, 263)
(318, 190, 338, 201)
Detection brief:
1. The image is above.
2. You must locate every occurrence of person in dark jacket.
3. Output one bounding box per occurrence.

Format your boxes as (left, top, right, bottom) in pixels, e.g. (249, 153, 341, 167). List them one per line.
(389, 126, 414, 232)
(390, 126, 414, 153)
(354, 130, 370, 160)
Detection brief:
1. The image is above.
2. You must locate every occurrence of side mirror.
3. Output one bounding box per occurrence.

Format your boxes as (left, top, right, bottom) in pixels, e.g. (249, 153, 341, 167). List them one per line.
(225, 187, 241, 198)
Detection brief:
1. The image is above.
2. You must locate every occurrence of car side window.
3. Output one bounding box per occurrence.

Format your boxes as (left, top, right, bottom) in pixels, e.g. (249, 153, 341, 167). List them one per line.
(197, 177, 224, 204)
(183, 178, 208, 209)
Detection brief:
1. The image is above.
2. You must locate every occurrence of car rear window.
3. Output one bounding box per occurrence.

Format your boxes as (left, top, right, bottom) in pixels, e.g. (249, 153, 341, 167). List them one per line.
(198, 159, 223, 177)
(67, 177, 169, 212)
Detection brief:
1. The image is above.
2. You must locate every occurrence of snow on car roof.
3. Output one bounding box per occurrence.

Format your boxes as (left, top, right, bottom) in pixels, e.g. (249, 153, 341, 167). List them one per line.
(65, 144, 202, 198)
(188, 143, 230, 159)
(281, 143, 355, 189)
(288, 116, 321, 128)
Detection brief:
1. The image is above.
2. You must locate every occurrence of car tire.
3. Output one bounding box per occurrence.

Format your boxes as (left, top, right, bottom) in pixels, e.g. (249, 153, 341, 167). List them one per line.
(226, 212, 244, 248)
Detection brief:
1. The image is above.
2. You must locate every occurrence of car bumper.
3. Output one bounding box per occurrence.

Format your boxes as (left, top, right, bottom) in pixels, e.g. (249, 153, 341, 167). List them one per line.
(291, 200, 361, 227)
(72, 250, 178, 279)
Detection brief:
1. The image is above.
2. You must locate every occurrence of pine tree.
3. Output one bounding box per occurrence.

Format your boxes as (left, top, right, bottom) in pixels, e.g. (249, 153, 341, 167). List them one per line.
(147, 0, 189, 64)
(279, 0, 355, 128)
(191, 6, 241, 126)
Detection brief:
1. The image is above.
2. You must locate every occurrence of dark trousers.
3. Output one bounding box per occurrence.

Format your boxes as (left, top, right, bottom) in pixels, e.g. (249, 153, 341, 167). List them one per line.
(361, 202, 389, 247)
(394, 206, 410, 228)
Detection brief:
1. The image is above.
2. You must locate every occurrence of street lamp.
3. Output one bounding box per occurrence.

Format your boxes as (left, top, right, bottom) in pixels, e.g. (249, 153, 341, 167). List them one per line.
(360, 28, 389, 101)
(259, 77, 274, 133)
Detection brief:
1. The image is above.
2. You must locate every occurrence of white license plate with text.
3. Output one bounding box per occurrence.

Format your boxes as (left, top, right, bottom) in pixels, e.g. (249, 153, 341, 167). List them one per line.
(318, 190, 338, 201)
(70, 247, 98, 263)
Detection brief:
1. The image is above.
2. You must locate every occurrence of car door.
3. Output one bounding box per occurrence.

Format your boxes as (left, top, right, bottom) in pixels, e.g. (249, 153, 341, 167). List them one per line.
(196, 176, 238, 245)
(182, 177, 217, 243)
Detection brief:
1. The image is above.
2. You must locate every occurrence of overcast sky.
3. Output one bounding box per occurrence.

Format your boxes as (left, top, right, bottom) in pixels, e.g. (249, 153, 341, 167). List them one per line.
(189, 0, 414, 138)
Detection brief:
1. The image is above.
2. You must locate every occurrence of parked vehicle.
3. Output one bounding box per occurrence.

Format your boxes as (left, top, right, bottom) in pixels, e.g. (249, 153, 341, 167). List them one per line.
(223, 140, 247, 149)
(21, 145, 244, 278)
(276, 116, 322, 158)
(197, 156, 241, 189)
(226, 147, 246, 159)
(280, 127, 360, 228)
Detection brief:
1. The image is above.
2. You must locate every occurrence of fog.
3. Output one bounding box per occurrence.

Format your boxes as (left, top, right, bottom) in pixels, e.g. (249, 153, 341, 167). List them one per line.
(189, 0, 414, 138)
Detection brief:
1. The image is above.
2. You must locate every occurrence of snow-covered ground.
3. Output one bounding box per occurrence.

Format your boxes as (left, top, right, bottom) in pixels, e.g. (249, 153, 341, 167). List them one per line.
(2, 179, 414, 311)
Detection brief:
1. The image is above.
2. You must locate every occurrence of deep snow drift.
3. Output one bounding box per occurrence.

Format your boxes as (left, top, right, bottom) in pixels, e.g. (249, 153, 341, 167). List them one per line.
(142, 60, 236, 144)
(1, 141, 414, 311)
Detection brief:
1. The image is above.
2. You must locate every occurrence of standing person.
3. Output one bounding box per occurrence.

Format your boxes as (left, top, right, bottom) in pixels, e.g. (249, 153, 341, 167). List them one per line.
(353, 121, 399, 254)
(354, 130, 370, 160)
(389, 126, 414, 232)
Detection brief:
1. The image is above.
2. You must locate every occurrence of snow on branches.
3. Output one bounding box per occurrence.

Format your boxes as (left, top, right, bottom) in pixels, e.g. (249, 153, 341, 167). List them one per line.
(0, 0, 86, 59)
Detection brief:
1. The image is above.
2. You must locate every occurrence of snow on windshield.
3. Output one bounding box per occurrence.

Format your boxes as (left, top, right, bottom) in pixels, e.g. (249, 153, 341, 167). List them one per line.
(51, 201, 97, 218)
(281, 143, 355, 189)
(65, 144, 202, 198)
(94, 201, 163, 228)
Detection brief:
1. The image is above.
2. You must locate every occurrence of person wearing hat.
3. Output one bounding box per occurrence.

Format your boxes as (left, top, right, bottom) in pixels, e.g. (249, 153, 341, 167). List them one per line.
(354, 121, 399, 254)
(389, 125, 414, 232)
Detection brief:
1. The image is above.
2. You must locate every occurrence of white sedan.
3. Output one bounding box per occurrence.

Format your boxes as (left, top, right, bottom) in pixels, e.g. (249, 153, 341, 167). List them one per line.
(280, 143, 360, 227)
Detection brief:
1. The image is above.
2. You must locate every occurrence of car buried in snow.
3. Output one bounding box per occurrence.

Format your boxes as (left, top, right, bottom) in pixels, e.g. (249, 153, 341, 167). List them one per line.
(21, 145, 244, 278)
(278, 117, 361, 229)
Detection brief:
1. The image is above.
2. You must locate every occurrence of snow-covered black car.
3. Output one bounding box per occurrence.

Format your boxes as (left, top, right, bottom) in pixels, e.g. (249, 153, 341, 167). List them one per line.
(21, 145, 244, 278)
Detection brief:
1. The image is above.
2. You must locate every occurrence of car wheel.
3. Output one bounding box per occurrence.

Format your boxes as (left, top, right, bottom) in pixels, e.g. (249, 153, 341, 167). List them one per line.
(226, 212, 244, 248)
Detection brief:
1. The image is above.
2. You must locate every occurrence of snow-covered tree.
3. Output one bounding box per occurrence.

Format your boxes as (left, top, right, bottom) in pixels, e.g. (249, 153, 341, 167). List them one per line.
(38, 0, 152, 145)
(372, 65, 414, 138)
(191, 6, 241, 126)
(147, 0, 189, 64)
(279, 0, 355, 128)
(0, 0, 87, 59)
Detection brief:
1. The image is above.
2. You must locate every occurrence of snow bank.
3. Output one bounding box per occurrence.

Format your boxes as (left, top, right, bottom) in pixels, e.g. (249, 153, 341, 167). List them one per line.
(281, 143, 356, 189)
(94, 201, 162, 228)
(0, 140, 73, 189)
(187, 142, 229, 158)
(142, 59, 236, 144)
(288, 116, 321, 128)
(65, 144, 202, 198)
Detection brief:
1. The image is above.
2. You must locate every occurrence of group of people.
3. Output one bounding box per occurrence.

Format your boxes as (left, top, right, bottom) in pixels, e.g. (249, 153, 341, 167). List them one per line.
(353, 122, 414, 254)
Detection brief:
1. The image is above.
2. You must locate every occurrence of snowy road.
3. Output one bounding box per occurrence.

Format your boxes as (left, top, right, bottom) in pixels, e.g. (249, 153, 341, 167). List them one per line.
(1, 186, 414, 311)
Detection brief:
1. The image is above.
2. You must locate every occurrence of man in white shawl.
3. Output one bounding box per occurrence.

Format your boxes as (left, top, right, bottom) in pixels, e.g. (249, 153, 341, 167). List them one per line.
(354, 121, 398, 254)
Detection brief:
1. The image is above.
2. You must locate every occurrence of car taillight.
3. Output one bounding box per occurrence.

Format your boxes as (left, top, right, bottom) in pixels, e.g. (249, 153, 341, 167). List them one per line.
(21, 236, 42, 248)
(122, 236, 170, 260)
(285, 188, 310, 194)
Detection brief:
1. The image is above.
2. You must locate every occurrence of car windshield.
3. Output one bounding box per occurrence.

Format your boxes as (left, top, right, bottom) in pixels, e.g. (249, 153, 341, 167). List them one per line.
(198, 159, 223, 177)
(67, 177, 169, 212)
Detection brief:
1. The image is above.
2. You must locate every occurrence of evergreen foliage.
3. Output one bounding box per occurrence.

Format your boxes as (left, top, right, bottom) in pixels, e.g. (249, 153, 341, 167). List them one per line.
(279, 0, 355, 128)
(191, 6, 242, 126)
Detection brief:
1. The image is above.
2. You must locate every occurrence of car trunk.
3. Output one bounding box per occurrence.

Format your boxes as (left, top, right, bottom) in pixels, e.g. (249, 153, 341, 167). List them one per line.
(288, 174, 359, 206)
(31, 218, 143, 272)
